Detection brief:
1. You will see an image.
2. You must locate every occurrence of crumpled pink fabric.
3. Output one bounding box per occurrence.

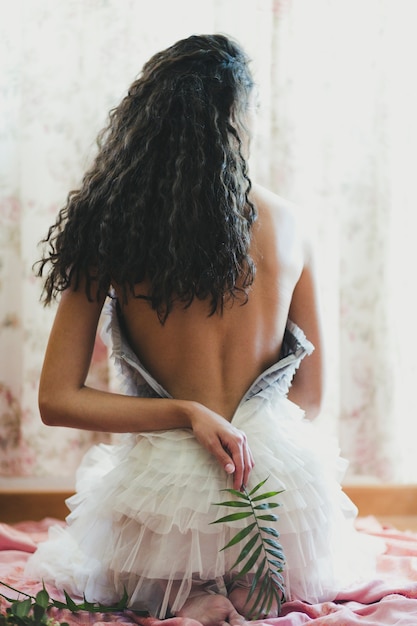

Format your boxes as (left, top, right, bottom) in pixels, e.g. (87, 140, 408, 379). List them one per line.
(1, 517, 417, 625)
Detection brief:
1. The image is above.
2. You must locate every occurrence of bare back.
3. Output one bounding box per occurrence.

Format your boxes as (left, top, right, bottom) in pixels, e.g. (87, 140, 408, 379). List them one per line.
(115, 184, 305, 420)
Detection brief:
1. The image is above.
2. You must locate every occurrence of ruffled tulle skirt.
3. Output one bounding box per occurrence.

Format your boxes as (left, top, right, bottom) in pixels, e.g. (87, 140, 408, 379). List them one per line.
(25, 392, 381, 618)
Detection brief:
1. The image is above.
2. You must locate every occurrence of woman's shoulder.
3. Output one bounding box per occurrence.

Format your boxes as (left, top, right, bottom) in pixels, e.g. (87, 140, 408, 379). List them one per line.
(250, 183, 303, 232)
(250, 183, 307, 264)
(250, 182, 297, 211)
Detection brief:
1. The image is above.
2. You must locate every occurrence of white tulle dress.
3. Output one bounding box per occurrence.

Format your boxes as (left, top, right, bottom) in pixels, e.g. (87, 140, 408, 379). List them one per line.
(25, 298, 379, 618)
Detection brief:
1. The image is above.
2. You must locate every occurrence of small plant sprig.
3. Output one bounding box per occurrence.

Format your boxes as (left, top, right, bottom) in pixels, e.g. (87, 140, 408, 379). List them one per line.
(0, 582, 148, 626)
(212, 477, 286, 619)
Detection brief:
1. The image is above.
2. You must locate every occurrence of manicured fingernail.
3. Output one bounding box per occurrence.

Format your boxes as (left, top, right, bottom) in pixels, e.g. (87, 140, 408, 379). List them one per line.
(225, 463, 234, 473)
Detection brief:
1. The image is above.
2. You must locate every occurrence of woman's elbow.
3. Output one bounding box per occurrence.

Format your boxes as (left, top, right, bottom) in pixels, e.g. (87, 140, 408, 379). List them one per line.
(304, 395, 322, 420)
(38, 389, 67, 427)
(288, 382, 323, 420)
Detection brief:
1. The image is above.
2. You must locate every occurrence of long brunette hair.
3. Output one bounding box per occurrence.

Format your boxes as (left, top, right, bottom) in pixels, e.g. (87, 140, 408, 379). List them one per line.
(37, 34, 257, 322)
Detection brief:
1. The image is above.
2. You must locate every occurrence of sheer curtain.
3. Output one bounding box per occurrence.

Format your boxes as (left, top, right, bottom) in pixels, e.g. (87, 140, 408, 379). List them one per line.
(1, 0, 415, 481)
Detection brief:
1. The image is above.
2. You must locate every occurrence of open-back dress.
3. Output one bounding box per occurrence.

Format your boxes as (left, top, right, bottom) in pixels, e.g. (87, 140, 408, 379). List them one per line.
(25, 297, 379, 618)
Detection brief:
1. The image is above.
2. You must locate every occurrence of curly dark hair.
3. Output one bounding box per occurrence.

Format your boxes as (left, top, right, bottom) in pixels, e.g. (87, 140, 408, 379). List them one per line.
(36, 33, 257, 322)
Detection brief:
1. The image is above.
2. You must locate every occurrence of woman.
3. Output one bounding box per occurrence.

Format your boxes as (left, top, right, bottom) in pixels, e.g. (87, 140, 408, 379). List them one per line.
(26, 34, 367, 625)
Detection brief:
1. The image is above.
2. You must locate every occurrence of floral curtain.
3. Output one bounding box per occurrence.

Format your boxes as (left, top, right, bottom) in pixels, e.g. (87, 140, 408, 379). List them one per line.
(1, 0, 416, 482)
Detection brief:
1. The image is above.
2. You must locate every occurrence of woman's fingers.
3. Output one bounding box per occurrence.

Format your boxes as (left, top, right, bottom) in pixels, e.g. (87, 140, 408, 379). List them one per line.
(221, 429, 253, 491)
(190, 404, 254, 490)
(242, 442, 255, 489)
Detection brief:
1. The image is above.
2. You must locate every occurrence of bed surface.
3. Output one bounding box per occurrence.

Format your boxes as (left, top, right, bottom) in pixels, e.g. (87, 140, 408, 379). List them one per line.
(1, 516, 417, 625)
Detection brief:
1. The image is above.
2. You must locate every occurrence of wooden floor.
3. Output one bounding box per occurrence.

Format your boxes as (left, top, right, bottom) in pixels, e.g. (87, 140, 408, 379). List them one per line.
(1, 478, 417, 530)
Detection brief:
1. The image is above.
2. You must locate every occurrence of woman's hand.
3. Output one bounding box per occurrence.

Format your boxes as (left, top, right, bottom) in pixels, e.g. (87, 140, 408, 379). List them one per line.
(188, 402, 254, 491)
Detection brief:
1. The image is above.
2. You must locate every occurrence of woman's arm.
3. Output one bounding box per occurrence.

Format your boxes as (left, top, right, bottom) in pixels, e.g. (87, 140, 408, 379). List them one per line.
(39, 285, 193, 432)
(38, 285, 253, 489)
(287, 241, 324, 419)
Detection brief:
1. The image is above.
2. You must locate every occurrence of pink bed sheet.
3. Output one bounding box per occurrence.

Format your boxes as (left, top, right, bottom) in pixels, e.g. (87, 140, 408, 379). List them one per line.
(1, 517, 417, 625)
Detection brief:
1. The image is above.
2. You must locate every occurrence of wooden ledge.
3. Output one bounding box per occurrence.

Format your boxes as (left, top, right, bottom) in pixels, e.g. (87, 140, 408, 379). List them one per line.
(0, 480, 417, 525)
(344, 484, 417, 517)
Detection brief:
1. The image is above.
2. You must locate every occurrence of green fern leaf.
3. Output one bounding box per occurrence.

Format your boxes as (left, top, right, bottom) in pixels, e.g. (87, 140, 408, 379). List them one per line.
(266, 547, 286, 560)
(11, 599, 31, 618)
(259, 525, 280, 537)
(253, 502, 280, 510)
(264, 537, 281, 548)
(247, 570, 269, 609)
(220, 522, 257, 550)
(212, 500, 251, 508)
(265, 587, 280, 617)
(33, 602, 47, 622)
(210, 511, 252, 524)
(248, 477, 270, 496)
(246, 556, 266, 601)
(257, 514, 279, 522)
(114, 586, 129, 610)
(63, 591, 79, 612)
(219, 488, 250, 500)
(212, 477, 286, 619)
(0, 580, 148, 624)
(251, 490, 284, 502)
(235, 544, 263, 578)
(271, 576, 286, 595)
(266, 550, 285, 569)
(79, 597, 97, 611)
(34, 588, 49, 609)
(248, 574, 280, 620)
(229, 534, 260, 570)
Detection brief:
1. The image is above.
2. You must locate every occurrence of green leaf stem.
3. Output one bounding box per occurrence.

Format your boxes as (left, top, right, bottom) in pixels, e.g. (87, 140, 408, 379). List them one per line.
(0, 581, 148, 625)
(211, 477, 286, 619)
